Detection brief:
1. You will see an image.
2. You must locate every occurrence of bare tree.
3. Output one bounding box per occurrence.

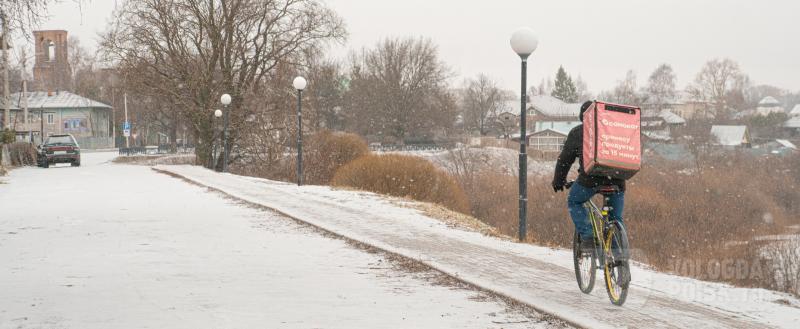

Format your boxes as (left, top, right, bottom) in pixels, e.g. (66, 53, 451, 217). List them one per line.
(461, 74, 505, 136)
(606, 70, 645, 105)
(101, 0, 345, 168)
(345, 37, 456, 143)
(574, 75, 592, 102)
(687, 58, 746, 119)
(647, 63, 677, 111)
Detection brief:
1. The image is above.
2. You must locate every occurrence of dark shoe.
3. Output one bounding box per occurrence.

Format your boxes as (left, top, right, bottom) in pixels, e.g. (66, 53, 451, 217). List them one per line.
(579, 237, 595, 255)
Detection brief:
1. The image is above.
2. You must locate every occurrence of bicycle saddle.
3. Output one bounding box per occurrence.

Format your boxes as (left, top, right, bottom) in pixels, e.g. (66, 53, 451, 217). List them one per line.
(594, 185, 620, 195)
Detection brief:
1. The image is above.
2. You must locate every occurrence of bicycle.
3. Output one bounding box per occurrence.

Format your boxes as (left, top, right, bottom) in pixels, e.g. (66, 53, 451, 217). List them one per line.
(567, 181, 631, 306)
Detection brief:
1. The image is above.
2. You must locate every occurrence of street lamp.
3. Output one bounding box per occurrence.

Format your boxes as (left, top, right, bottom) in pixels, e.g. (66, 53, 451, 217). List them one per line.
(220, 94, 231, 173)
(510, 27, 538, 242)
(293, 76, 307, 186)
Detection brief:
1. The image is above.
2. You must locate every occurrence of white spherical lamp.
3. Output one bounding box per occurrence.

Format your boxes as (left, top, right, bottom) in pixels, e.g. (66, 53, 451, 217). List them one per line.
(293, 76, 307, 91)
(510, 27, 539, 59)
(214, 109, 223, 118)
(220, 93, 232, 106)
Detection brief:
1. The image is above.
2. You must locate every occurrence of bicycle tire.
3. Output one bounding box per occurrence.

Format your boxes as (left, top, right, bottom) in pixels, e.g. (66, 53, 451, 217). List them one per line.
(603, 221, 630, 306)
(573, 231, 596, 294)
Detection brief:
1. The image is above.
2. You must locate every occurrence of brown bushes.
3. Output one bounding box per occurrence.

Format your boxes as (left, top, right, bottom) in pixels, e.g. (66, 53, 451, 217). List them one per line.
(332, 154, 470, 213)
(302, 130, 370, 185)
(239, 130, 369, 185)
(463, 153, 800, 294)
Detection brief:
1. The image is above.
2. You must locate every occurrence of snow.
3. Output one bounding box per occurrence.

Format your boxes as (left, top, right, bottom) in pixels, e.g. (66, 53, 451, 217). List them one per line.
(775, 139, 797, 150)
(790, 104, 800, 116)
(0, 152, 560, 329)
(156, 164, 800, 328)
(659, 109, 686, 124)
(711, 125, 749, 146)
(529, 95, 582, 118)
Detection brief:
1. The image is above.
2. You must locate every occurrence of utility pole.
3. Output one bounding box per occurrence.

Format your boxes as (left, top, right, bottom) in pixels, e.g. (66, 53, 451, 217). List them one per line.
(124, 92, 129, 148)
(2, 12, 10, 130)
(23, 80, 29, 142)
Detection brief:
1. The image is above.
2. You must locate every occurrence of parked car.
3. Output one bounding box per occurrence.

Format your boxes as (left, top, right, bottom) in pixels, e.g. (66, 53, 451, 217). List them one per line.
(37, 134, 81, 168)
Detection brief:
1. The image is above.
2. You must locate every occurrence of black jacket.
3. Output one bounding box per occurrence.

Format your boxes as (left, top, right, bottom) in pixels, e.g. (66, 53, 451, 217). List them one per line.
(552, 124, 625, 191)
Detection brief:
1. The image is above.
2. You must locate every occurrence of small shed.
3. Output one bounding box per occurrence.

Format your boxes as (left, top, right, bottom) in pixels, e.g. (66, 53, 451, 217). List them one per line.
(710, 125, 751, 148)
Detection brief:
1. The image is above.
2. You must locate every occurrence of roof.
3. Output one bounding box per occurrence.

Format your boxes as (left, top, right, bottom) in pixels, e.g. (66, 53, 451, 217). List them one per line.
(642, 130, 671, 141)
(790, 104, 800, 116)
(710, 125, 749, 146)
(529, 128, 568, 137)
(775, 139, 797, 150)
(533, 121, 580, 135)
(785, 116, 800, 128)
(659, 109, 686, 125)
(10, 91, 111, 109)
(529, 95, 582, 118)
(758, 96, 781, 107)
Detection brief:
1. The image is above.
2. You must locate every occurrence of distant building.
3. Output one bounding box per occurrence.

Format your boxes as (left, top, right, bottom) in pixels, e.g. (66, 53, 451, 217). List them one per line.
(755, 96, 785, 116)
(32, 30, 72, 92)
(789, 104, 800, 117)
(710, 125, 751, 148)
(8, 91, 113, 149)
(528, 95, 581, 120)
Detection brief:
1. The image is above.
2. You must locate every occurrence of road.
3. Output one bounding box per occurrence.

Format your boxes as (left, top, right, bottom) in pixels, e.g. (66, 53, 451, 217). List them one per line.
(0, 152, 563, 329)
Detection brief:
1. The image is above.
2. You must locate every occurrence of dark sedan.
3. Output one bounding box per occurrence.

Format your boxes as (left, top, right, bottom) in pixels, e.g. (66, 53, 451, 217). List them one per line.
(38, 134, 81, 168)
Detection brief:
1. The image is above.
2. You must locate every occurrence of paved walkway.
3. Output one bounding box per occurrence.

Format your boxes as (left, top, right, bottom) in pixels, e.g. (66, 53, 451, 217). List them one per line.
(156, 165, 779, 329)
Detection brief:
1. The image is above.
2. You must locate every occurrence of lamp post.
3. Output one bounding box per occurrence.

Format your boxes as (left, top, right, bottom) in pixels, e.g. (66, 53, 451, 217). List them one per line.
(214, 109, 222, 170)
(293, 76, 307, 186)
(510, 27, 539, 242)
(220, 94, 231, 172)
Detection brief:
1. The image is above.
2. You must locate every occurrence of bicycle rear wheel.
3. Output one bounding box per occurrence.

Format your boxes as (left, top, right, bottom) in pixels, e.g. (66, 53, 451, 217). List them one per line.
(573, 231, 596, 294)
(603, 221, 630, 306)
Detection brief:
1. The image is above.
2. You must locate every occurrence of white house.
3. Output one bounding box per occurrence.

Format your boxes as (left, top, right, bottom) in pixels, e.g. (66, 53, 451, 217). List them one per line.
(756, 96, 785, 116)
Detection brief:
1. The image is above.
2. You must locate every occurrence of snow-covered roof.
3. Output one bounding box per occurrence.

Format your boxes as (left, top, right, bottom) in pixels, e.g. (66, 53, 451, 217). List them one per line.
(775, 139, 797, 150)
(710, 125, 749, 146)
(790, 104, 800, 116)
(659, 109, 686, 125)
(533, 121, 580, 135)
(529, 95, 582, 118)
(758, 96, 781, 107)
(785, 116, 800, 128)
(642, 130, 671, 141)
(10, 91, 111, 110)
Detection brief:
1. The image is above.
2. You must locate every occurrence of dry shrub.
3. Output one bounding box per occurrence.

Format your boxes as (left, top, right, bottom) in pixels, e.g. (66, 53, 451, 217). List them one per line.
(302, 130, 370, 185)
(331, 154, 470, 213)
(461, 152, 800, 294)
(239, 130, 369, 184)
(7, 142, 38, 166)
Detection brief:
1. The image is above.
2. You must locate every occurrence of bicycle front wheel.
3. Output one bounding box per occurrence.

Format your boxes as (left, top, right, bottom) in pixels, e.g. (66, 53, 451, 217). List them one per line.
(603, 221, 630, 306)
(573, 231, 596, 294)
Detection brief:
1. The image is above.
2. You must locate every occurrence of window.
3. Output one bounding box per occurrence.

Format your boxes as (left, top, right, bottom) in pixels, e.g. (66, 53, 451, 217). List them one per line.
(63, 118, 87, 131)
(47, 113, 54, 124)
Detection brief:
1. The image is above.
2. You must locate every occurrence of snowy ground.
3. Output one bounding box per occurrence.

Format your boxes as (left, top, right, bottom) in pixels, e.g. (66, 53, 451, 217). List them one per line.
(155, 164, 800, 329)
(0, 152, 564, 328)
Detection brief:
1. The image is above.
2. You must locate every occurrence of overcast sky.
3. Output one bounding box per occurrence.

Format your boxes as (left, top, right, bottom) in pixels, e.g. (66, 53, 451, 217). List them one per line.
(23, 0, 800, 94)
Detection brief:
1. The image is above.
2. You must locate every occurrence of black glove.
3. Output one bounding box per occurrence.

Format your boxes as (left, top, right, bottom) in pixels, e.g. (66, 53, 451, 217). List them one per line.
(552, 180, 564, 193)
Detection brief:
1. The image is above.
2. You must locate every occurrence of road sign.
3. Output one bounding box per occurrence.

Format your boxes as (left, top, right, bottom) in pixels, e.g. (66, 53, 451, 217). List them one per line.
(122, 121, 131, 130)
(123, 129, 131, 137)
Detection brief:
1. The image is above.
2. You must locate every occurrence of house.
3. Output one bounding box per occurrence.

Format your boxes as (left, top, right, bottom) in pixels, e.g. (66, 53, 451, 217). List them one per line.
(784, 116, 800, 135)
(7, 91, 113, 149)
(528, 95, 581, 120)
(524, 121, 581, 153)
(710, 125, 751, 148)
(755, 96, 785, 116)
(641, 109, 686, 141)
(642, 91, 709, 120)
(789, 104, 800, 117)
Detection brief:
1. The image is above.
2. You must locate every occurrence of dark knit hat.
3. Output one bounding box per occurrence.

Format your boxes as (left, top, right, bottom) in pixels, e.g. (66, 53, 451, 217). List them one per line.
(579, 101, 593, 122)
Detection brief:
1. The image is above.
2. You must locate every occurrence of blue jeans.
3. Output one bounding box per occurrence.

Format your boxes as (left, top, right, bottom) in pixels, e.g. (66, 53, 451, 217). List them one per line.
(568, 183, 625, 240)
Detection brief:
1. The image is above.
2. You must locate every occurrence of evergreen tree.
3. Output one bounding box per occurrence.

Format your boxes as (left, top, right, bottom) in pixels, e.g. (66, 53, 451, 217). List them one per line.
(551, 66, 578, 103)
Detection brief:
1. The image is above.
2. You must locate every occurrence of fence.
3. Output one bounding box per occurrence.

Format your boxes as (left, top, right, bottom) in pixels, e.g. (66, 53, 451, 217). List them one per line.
(369, 144, 452, 153)
(75, 137, 114, 150)
(119, 145, 194, 156)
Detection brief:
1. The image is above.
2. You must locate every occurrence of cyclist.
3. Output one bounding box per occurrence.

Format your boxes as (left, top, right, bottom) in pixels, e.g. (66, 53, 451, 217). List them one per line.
(551, 101, 625, 253)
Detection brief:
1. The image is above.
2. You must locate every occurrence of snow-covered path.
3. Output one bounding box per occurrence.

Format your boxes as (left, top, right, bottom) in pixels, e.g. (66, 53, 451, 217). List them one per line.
(0, 152, 564, 328)
(155, 165, 800, 329)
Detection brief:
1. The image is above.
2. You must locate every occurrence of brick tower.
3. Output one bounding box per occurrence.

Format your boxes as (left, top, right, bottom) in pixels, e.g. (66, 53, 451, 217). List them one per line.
(32, 30, 72, 92)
